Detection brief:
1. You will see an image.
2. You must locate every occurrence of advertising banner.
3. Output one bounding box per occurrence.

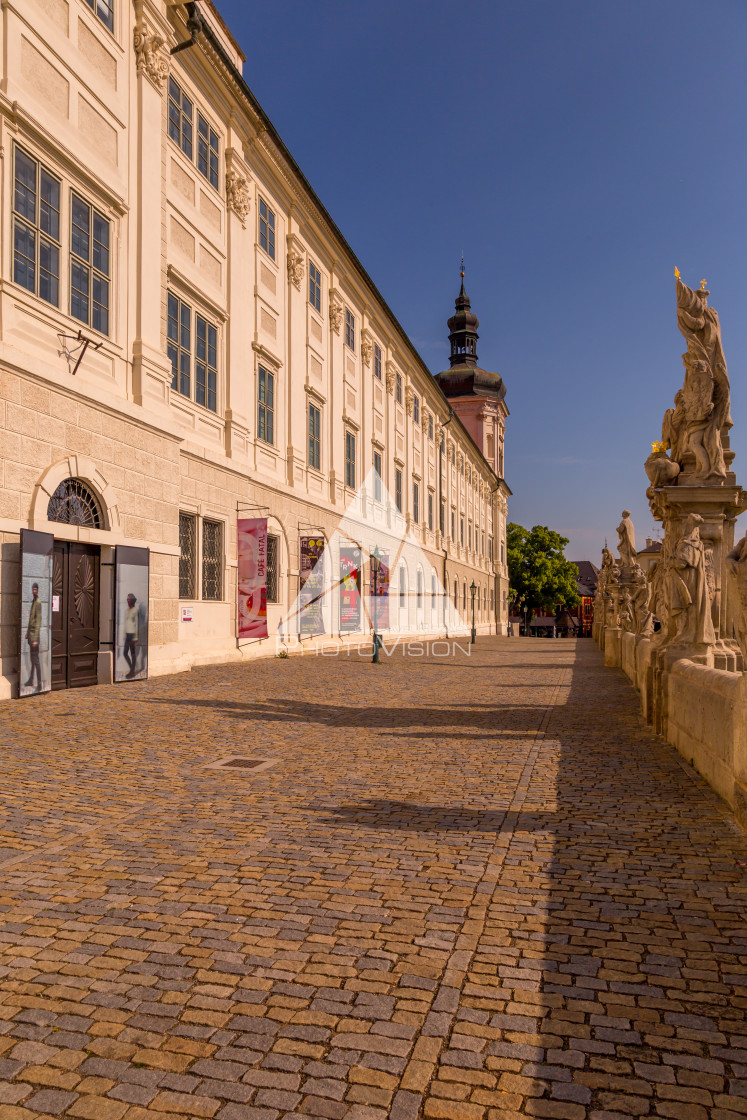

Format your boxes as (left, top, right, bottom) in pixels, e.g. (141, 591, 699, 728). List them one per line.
(369, 549, 390, 630)
(339, 545, 361, 632)
(299, 536, 325, 635)
(114, 546, 149, 682)
(19, 530, 53, 698)
(238, 518, 268, 640)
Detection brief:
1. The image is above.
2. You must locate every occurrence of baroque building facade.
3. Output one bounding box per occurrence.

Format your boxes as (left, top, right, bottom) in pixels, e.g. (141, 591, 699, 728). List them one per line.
(0, 0, 510, 697)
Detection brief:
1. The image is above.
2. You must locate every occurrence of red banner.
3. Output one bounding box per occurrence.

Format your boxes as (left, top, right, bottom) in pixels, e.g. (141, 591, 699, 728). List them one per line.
(238, 518, 268, 639)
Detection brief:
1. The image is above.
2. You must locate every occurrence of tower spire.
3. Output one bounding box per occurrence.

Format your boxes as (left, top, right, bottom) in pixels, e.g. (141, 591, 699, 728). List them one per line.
(447, 261, 479, 367)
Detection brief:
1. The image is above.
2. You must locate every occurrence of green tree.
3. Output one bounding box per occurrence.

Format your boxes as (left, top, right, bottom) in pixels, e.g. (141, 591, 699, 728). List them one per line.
(507, 522, 580, 627)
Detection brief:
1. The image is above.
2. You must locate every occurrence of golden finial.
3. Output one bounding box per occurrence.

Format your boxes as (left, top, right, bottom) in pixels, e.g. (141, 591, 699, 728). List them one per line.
(700, 278, 708, 290)
(674, 266, 680, 279)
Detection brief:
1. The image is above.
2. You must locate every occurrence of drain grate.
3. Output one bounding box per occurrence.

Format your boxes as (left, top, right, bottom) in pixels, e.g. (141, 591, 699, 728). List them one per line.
(203, 756, 279, 774)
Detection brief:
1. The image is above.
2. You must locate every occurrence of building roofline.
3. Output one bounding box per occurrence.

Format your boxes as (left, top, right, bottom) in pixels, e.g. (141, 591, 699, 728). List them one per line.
(199, 15, 501, 489)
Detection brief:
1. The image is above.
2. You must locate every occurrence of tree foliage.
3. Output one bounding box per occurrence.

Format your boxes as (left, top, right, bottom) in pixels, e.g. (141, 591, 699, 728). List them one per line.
(507, 522, 580, 623)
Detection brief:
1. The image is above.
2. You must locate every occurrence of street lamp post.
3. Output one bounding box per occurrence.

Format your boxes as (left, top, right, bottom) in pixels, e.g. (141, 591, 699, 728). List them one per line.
(371, 546, 381, 663)
(470, 580, 477, 645)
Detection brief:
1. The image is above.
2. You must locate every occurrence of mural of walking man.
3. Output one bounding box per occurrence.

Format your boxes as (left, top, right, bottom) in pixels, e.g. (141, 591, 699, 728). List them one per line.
(24, 582, 43, 693)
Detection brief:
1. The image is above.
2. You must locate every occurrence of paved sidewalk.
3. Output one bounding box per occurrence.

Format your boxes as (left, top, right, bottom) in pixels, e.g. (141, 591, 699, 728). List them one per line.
(0, 638, 744, 1120)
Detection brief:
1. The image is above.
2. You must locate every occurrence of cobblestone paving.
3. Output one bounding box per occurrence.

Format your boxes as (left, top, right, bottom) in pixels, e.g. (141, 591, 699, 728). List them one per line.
(0, 637, 745, 1120)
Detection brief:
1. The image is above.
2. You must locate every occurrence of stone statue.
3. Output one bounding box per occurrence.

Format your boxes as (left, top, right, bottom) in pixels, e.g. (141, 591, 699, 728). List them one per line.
(662, 276, 733, 483)
(631, 563, 654, 636)
(663, 513, 715, 646)
(617, 510, 637, 571)
(726, 532, 747, 660)
(619, 588, 635, 633)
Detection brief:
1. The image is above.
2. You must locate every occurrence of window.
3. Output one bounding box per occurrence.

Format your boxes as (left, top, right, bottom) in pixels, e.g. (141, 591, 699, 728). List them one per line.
(453, 580, 457, 608)
(460, 517, 464, 546)
(197, 113, 219, 190)
(308, 402, 321, 470)
(258, 366, 275, 444)
(345, 431, 356, 489)
(395, 372, 403, 404)
(468, 522, 472, 550)
(85, 0, 113, 32)
(266, 535, 279, 603)
(345, 308, 356, 351)
(417, 570, 423, 608)
(428, 415, 434, 440)
(202, 519, 223, 600)
(431, 575, 437, 608)
(440, 500, 445, 535)
(179, 512, 197, 599)
(395, 468, 403, 513)
(428, 492, 434, 531)
(413, 482, 419, 523)
(491, 588, 495, 611)
(309, 261, 321, 312)
(13, 147, 60, 309)
(413, 395, 420, 425)
(451, 510, 455, 540)
(259, 197, 276, 260)
(71, 193, 110, 335)
(373, 451, 382, 502)
(168, 293, 217, 410)
(463, 583, 467, 610)
(440, 430, 445, 454)
(168, 78, 193, 160)
(400, 567, 406, 608)
(47, 478, 102, 528)
(374, 344, 382, 380)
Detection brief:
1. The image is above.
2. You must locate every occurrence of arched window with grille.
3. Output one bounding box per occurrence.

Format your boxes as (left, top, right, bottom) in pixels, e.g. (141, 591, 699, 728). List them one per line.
(47, 478, 103, 528)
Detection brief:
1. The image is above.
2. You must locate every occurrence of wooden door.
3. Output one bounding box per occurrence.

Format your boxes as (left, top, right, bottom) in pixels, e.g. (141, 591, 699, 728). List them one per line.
(51, 542, 100, 690)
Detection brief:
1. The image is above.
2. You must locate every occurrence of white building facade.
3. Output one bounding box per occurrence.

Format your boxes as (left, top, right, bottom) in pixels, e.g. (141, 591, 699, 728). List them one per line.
(0, 0, 510, 698)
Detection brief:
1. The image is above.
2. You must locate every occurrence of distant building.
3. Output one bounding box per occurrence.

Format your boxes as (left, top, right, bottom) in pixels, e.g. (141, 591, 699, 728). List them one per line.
(569, 560, 599, 637)
(637, 538, 663, 575)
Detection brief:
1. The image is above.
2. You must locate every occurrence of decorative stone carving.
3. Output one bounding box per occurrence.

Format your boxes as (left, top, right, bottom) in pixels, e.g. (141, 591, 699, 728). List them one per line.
(134, 22, 170, 89)
(617, 510, 637, 573)
(405, 388, 414, 417)
(329, 290, 343, 335)
(360, 330, 373, 368)
(726, 532, 747, 660)
(385, 362, 396, 395)
(286, 234, 305, 291)
(657, 513, 715, 648)
(630, 563, 654, 636)
(225, 151, 250, 227)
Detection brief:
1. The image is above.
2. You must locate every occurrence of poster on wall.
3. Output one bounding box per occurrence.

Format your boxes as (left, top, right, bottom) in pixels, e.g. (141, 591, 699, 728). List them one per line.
(114, 546, 150, 682)
(339, 546, 361, 632)
(19, 530, 53, 698)
(238, 518, 268, 640)
(299, 536, 325, 635)
(369, 549, 390, 630)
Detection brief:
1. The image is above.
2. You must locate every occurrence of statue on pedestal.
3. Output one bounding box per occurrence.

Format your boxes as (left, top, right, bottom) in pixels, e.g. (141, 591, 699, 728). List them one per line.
(726, 531, 747, 660)
(617, 510, 637, 572)
(663, 513, 715, 646)
(631, 564, 654, 636)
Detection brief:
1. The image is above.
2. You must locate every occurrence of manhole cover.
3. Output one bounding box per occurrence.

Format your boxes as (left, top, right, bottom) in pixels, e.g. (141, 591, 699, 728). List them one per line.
(203, 756, 279, 773)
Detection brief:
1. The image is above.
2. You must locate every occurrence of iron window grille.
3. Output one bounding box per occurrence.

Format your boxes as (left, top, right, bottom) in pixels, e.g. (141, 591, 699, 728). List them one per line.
(257, 366, 275, 444)
(373, 344, 382, 380)
(179, 512, 197, 599)
(197, 113, 219, 190)
(13, 147, 60, 309)
(70, 192, 110, 335)
(202, 519, 223, 601)
(345, 308, 355, 351)
(308, 403, 321, 470)
(259, 197, 275, 259)
(168, 78, 193, 159)
(168, 292, 217, 411)
(345, 431, 356, 489)
(47, 478, 102, 528)
(413, 482, 419, 523)
(373, 451, 383, 502)
(84, 0, 113, 32)
(266, 534, 279, 603)
(395, 469, 403, 513)
(309, 261, 321, 312)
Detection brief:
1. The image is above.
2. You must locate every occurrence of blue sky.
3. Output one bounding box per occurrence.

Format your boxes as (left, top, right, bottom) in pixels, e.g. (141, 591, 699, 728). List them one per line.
(217, 0, 747, 560)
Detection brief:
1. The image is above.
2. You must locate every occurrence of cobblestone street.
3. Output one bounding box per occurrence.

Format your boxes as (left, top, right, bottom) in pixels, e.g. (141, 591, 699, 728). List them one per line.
(0, 637, 744, 1120)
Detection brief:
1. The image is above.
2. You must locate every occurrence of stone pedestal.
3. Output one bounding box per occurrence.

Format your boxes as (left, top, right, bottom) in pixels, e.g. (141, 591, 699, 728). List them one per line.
(604, 626, 621, 668)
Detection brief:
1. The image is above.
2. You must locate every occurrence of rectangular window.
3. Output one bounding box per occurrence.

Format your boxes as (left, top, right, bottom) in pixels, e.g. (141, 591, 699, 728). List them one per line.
(70, 192, 110, 335)
(345, 431, 356, 489)
(308, 402, 321, 470)
(460, 517, 464, 546)
(179, 512, 197, 599)
(345, 308, 355, 351)
(202, 519, 223, 600)
(258, 366, 275, 445)
(413, 482, 419, 523)
(428, 414, 434, 440)
(468, 522, 472, 550)
(167, 292, 217, 411)
(168, 77, 193, 160)
(309, 260, 321, 312)
(266, 534, 279, 603)
(197, 113, 219, 190)
(395, 468, 403, 513)
(440, 499, 445, 535)
(373, 344, 382, 380)
(373, 451, 382, 502)
(259, 197, 276, 259)
(84, 0, 114, 32)
(395, 372, 403, 404)
(451, 510, 455, 540)
(12, 147, 60, 308)
(428, 492, 434, 531)
(413, 396, 420, 425)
